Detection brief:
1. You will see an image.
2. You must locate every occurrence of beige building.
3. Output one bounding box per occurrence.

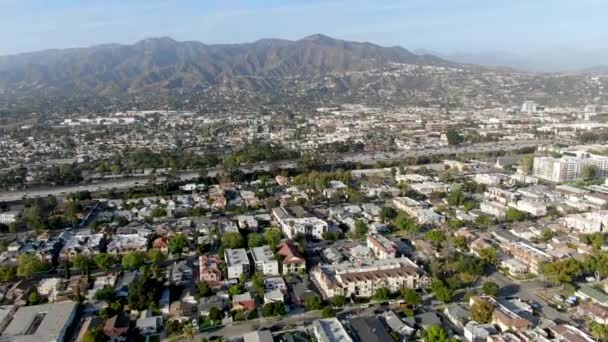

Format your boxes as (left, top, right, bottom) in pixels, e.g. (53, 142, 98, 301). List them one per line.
(311, 257, 429, 299)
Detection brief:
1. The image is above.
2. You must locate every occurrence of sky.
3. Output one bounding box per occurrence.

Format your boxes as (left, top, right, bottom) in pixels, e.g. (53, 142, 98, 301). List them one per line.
(1, 0, 607, 60)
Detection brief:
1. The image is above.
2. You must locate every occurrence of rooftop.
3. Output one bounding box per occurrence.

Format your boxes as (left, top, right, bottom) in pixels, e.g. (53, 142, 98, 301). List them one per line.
(0, 301, 77, 342)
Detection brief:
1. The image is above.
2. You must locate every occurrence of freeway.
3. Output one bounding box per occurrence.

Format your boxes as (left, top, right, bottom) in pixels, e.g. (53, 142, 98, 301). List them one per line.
(0, 140, 546, 203)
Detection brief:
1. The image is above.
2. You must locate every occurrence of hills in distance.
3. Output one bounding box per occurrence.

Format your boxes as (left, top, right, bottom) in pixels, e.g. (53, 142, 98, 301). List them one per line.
(0, 34, 606, 118)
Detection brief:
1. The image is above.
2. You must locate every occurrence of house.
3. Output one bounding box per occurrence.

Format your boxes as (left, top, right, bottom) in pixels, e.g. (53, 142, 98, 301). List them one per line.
(136, 310, 163, 336)
(198, 294, 229, 317)
(349, 316, 394, 342)
(264, 289, 284, 304)
(114, 271, 139, 298)
(243, 330, 274, 342)
(276, 241, 306, 274)
(107, 234, 147, 255)
(103, 313, 130, 342)
(381, 310, 415, 338)
(232, 292, 256, 311)
(264, 276, 287, 292)
(444, 303, 470, 329)
(313, 318, 353, 342)
(464, 322, 497, 342)
(417, 311, 443, 330)
(576, 285, 608, 306)
(152, 237, 169, 252)
(169, 301, 197, 322)
(169, 261, 194, 284)
(199, 256, 222, 287)
(250, 246, 279, 276)
(225, 248, 250, 280)
(578, 302, 608, 324)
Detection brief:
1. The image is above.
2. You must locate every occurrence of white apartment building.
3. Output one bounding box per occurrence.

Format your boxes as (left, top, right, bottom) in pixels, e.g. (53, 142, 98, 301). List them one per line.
(563, 210, 608, 234)
(271, 207, 328, 239)
(311, 257, 429, 299)
(480, 201, 508, 219)
(250, 245, 279, 276)
(224, 248, 250, 280)
(533, 154, 608, 183)
(509, 200, 547, 217)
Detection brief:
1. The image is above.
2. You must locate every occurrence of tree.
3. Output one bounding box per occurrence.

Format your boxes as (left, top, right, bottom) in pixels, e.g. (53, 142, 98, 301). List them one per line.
(431, 282, 453, 303)
(83, 326, 104, 342)
(478, 247, 497, 265)
(229, 283, 245, 296)
(321, 306, 335, 318)
(542, 259, 583, 284)
(28, 290, 41, 305)
(0, 265, 17, 283)
(252, 272, 265, 296)
(475, 215, 495, 226)
(452, 236, 468, 250)
(423, 325, 458, 342)
(482, 281, 500, 297)
(263, 229, 283, 250)
(470, 300, 494, 324)
(353, 220, 368, 239)
(447, 188, 465, 206)
(208, 306, 222, 322)
(221, 232, 245, 249)
(169, 233, 188, 257)
(331, 295, 346, 307)
(589, 322, 608, 342)
(198, 281, 214, 297)
(247, 233, 265, 248)
(425, 230, 446, 247)
(446, 129, 463, 146)
(94, 285, 116, 302)
(519, 155, 534, 174)
(373, 287, 390, 302)
(380, 207, 398, 222)
(72, 254, 93, 274)
(393, 212, 418, 233)
(305, 295, 324, 311)
(182, 322, 197, 342)
(505, 208, 527, 223)
(95, 253, 118, 271)
(17, 254, 48, 278)
(582, 165, 598, 180)
(401, 288, 422, 307)
(122, 251, 146, 270)
(148, 249, 166, 266)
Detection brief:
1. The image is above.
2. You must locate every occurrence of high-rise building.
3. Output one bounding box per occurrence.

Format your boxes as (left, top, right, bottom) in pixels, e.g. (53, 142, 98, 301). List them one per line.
(521, 101, 537, 114)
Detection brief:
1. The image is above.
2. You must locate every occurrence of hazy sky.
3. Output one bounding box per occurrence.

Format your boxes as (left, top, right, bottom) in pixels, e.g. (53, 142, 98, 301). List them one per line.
(1, 0, 606, 56)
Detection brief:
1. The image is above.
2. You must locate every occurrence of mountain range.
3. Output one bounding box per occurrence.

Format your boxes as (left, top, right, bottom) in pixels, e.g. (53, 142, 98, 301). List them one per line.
(0, 34, 605, 119)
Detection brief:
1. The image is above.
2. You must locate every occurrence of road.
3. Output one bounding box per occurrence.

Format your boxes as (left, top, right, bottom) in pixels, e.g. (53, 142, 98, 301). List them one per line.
(0, 140, 546, 203)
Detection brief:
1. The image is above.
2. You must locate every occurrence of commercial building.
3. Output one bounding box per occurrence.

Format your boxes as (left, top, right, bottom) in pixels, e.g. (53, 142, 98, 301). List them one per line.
(250, 245, 279, 276)
(224, 248, 250, 280)
(311, 257, 429, 299)
(0, 301, 78, 342)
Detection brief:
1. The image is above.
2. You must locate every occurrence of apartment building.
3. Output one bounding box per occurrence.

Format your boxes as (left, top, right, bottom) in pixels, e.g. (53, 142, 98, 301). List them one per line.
(480, 201, 508, 219)
(276, 241, 306, 274)
(224, 248, 250, 280)
(367, 234, 398, 259)
(313, 318, 353, 342)
(533, 154, 608, 182)
(311, 257, 429, 299)
(271, 206, 328, 239)
(250, 245, 279, 276)
(198, 256, 222, 287)
(508, 200, 547, 217)
(502, 241, 553, 274)
(563, 210, 608, 234)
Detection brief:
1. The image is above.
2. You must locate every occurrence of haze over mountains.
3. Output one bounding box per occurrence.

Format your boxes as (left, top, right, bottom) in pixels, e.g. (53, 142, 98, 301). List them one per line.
(0, 34, 606, 119)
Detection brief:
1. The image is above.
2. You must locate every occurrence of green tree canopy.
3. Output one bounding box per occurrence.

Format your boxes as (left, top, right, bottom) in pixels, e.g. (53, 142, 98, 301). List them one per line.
(470, 300, 494, 324)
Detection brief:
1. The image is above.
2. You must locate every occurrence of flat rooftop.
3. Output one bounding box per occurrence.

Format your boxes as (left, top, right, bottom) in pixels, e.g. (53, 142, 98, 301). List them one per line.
(0, 301, 78, 342)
